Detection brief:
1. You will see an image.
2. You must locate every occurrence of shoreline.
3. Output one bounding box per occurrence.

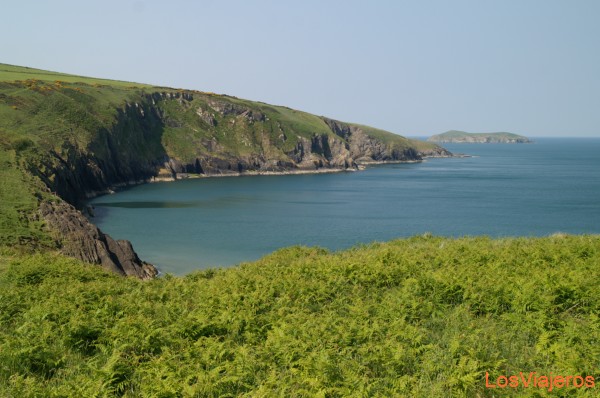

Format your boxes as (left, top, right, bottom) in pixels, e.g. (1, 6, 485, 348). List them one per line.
(82, 156, 460, 202)
(83, 167, 354, 200)
(80, 153, 460, 275)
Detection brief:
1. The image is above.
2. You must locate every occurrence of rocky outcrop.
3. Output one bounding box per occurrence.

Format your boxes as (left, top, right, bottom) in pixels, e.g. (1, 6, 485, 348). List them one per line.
(31, 99, 168, 207)
(417, 146, 454, 158)
(40, 200, 157, 279)
(26, 89, 450, 280)
(26, 97, 172, 279)
(206, 99, 266, 122)
(159, 116, 453, 178)
(348, 129, 392, 162)
(322, 117, 447, 162)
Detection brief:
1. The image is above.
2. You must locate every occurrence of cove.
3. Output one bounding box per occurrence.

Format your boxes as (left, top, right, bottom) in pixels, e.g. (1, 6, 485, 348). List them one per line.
(89, 138, 600, 275)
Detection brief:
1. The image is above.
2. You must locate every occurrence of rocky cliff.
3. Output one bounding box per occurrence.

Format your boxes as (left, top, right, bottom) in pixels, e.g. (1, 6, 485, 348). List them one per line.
(39, 200, 157, 279)
(0, 64, 451, 278)
(32, 90, 451, 206)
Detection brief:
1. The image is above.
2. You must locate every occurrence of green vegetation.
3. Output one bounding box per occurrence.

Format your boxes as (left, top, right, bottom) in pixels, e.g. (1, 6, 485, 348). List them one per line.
(428, 130, 531, 143)
(0, 63, 430, 169)
(0, 63, 443, 249)
(2, 63, 594, 396)
(0, 69, 150, 149)
(352, 123, 442, 154)
(1, 235, 598, 396)
(0, 67, 163, 246)
(0, 64, 150, 88)
(0, 148, 54, 247)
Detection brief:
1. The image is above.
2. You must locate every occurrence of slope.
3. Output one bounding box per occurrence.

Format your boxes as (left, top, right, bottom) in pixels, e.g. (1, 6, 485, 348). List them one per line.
(0, 63, 450, 277)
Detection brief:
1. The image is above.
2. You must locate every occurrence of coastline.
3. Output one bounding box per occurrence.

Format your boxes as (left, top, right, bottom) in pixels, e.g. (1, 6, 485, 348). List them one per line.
(82, 156, 459, 202)
(83, 167, 353, 200)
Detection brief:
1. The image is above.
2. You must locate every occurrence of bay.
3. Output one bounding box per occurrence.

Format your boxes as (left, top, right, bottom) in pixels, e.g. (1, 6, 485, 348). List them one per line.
(89, 138, 600, 274)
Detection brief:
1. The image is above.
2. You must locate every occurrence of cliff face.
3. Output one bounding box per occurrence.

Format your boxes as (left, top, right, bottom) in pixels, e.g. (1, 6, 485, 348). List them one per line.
(32, 96, 168, 206)
(1, 66, 451, 278)
(39, 200, 157, 279)
(29, 92, 451, 278)
(34, 91, 449, 207)
(35, 91, 452, 278)
(323, 118, 418, 162)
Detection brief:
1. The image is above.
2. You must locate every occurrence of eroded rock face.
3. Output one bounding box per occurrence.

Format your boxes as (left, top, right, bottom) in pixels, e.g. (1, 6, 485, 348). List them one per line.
(418, 146, 453, 157)
(28, 90, 448, 279)
(348, 129, 388, 161)
(40, 200, 158, 280)
(324, 117, 417, 162)
(207, 99, 265, 122)
(31, 99, 168, 207)
(196, 108, 217, 127)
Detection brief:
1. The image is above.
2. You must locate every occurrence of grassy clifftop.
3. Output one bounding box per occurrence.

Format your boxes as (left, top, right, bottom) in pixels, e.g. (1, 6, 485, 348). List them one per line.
(0, 64, 151, 88)
(0, 63, 448, 259)
(1, 235, 598, 396)
(0, 63, 445, 171)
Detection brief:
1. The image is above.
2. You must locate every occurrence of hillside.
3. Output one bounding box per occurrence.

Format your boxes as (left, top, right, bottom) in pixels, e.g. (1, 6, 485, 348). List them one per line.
(428, 130, 532, 143)
(1, 235, 598, 396)
(0, 63, 450, 276)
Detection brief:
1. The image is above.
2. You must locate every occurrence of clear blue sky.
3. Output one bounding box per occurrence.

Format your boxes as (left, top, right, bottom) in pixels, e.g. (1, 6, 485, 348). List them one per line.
(3, 0, 599, 137)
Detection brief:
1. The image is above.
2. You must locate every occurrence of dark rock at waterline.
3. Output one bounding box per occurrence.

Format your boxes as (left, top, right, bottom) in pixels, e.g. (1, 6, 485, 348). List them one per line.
(28, 90, 451, 279)
(40, 200, 157, 280)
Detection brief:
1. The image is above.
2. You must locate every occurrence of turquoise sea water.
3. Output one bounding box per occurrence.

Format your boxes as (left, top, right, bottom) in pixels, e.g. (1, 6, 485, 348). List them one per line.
(89, 138, 600, 274)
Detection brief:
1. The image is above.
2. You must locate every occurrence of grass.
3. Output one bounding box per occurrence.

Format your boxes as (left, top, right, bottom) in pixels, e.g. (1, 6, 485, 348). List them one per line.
(0, 148, 53, 247)
(0, 235, 599, 396)
(0, 80, 145, 149)
(0, 64, 597, 396)
(1, 63, 437, 168)
(351, 122, 442, 152)
(0, 63, 150, 88)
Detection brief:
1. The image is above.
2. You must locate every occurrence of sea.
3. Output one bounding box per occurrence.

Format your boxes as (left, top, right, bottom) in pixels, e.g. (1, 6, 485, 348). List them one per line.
(89, 138, 600, 275)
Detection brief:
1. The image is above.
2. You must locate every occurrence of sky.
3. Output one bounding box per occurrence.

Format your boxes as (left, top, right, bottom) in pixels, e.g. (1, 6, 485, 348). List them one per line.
(2, 0, 599, 137)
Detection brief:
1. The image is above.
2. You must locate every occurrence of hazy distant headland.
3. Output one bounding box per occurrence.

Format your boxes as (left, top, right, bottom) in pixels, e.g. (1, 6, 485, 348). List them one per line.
(427, 130, 532, 143)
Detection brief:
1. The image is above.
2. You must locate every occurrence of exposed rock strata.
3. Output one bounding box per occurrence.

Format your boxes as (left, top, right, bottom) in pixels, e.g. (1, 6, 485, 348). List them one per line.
(32, 90, 451, 279)
(37, 94, 451, 206)
(40, 200, 157, 279)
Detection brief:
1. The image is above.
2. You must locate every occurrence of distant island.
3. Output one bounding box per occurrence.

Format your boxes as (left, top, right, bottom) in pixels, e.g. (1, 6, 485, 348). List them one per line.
(427, 130, 532, 143)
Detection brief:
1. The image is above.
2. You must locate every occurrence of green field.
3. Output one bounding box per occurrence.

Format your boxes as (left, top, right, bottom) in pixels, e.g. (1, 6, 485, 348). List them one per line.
(1, 235, 598, 396)
(0, 64, 150, 88)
